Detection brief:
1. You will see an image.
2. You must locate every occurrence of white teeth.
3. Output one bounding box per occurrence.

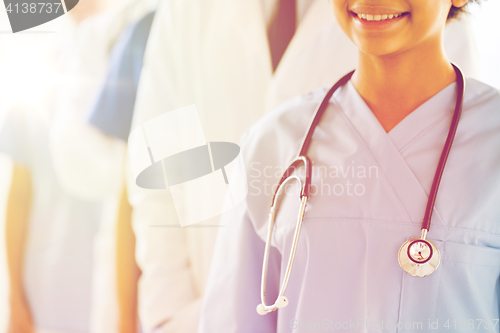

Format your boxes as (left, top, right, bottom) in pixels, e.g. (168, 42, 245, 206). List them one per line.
(356, 12, 403, 21)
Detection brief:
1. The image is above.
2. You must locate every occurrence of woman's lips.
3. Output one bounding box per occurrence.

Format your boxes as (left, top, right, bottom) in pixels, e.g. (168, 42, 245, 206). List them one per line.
(351, 11, 409, 30)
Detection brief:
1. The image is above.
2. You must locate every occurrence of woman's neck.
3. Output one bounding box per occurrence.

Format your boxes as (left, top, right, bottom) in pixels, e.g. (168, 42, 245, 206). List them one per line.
(351, 38, 457, 133)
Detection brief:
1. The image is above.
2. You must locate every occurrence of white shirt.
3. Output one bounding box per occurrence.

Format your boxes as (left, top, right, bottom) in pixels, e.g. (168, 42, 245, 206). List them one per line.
(199, 78, 500, 332)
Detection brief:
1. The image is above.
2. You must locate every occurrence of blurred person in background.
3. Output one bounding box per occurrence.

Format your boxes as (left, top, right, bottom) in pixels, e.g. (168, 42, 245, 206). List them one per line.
(127, 1, 480, 333)
(1, 2, 105, 333)
(47, 1, 157, 333)
(86, 9, 157, 333)
(1, 0, 158, 332)
(2, 108, 101, 333)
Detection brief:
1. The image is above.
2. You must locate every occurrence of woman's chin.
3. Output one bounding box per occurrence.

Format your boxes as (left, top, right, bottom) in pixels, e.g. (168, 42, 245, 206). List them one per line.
(356, 42, 403, 58)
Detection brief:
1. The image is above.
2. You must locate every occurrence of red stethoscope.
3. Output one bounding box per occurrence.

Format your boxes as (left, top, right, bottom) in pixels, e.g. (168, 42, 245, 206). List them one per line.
(256, 64, 466, 315)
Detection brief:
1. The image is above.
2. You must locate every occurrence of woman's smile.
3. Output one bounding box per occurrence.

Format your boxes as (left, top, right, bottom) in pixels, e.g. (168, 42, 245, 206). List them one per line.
(330, 0, 451, 57)
(349, 5, 410, 31)
(351, 11, 409, 30)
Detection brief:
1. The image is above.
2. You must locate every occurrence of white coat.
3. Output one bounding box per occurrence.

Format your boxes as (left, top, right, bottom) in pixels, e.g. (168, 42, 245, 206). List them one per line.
(129, 1, 481, 332)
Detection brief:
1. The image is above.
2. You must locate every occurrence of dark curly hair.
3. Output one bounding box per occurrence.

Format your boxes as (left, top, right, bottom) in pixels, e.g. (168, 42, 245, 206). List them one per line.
(448, 0, 481, 20)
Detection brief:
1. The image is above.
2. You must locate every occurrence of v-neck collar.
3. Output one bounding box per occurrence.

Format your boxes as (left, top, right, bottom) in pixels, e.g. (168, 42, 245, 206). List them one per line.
(343, 80, 458, 152)
(330, 81, 456, 226)
(387, 82, 457, 152)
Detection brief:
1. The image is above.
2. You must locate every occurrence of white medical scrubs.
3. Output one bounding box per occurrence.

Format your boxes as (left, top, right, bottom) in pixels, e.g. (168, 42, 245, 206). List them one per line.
(199, 78, 500, 333)
(0, 108, 102, 333)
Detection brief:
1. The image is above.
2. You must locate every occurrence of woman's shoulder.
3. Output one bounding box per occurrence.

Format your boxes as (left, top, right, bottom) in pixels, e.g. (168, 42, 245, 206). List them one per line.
(255, 87, 330, 128)
(240, 86, 331, 165)
(237, 87, 332, 236)
(461, 78, 500, 133)
(244, 87, 332, 143)
(463, 78, 500, 110)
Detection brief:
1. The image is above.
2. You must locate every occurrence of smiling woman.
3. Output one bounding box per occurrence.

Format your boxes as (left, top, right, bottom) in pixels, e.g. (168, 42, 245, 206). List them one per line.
(198, 0, 500, 332)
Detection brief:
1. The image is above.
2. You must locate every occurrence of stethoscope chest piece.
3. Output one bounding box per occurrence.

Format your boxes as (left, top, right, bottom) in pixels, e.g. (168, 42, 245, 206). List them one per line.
(398, 236, 440, 277)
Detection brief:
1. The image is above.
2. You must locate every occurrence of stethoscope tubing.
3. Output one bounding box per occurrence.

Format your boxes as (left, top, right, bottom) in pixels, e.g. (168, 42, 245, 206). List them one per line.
(258, 64, 465, 314)
(422, 64, 465, 231)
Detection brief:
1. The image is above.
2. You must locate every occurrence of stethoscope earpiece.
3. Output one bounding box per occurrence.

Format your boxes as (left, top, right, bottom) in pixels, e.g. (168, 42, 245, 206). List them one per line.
(276, 296, 289, 308)
(256, 303, 267, 316)
(257, 296, 289, 316)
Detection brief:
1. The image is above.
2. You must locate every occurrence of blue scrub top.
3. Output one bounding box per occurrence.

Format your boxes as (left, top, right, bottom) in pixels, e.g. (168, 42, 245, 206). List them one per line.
(199, 79, 500, 333)
(88, 11, 155, 141)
